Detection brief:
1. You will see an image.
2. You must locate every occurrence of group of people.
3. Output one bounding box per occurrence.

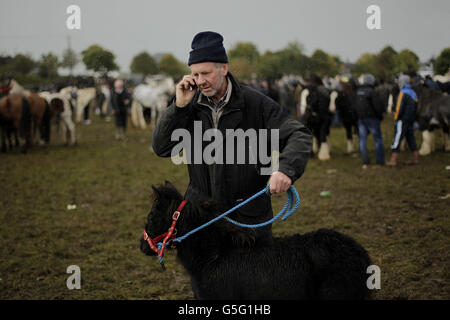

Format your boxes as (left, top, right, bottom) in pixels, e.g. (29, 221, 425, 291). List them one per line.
(354, 73, 420, 168)
(244, 72, 421, 168)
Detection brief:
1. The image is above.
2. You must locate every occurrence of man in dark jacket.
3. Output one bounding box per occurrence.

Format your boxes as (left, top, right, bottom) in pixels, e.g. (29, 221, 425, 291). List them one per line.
(152, 31, 312, 245)
(354, 74, 385, 168)
(111, 79, 131, 140)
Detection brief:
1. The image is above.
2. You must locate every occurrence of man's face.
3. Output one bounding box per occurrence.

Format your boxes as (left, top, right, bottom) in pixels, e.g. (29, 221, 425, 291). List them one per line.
(114, 80, 123, 91)
(190, 62, 228, 98)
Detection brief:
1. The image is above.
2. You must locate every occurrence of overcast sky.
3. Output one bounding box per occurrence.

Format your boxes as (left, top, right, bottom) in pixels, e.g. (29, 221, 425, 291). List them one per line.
(1, 0, 449, 74)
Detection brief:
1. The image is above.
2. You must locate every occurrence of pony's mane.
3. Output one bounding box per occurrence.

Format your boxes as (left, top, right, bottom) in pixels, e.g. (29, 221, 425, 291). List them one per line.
(150, 182, 183, 202)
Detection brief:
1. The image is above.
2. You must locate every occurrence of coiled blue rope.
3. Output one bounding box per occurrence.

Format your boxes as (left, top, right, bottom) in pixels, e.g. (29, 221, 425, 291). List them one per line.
(168, 184, 300, 246)
(155, 184, 300, 270)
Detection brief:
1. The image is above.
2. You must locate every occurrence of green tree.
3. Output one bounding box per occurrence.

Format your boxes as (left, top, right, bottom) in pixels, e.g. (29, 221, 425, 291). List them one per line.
(393, 49, 419, 74)
(130, 51, 159, 76)
(228, 42, 260, 65)
(229, 57, 254, 81)
(12, 54, 35, 75)
(158, 53, 188, 79)
(277, 41, 310, 76)
(38, 53, 59, 79)
(434, 47, 450, 75)
(256, 50, 282, 80)
(352, 53, 378, 77)
(61, 47, 79, 75)
(375, 45, 397, 81)
(81, 45, 119, 75)
(310, 49, 340, 77)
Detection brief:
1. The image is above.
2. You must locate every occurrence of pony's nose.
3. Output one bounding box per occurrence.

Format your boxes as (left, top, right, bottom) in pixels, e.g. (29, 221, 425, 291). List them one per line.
(140, 236, 157, 256)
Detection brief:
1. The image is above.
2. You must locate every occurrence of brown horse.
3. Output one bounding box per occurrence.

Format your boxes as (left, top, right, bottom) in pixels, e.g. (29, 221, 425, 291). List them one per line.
(0, 94, 32, 153)
(27, 93, 52, 145)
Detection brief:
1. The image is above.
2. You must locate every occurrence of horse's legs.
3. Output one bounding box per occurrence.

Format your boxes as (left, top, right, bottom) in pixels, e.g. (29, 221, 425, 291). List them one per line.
(61, 122, 68, 145)
(442, 124, 450, 152)
(13, 128, 19, 148)
(1, 127, 7, 153)
(318, 120, 331, 161)
(143, 107, 151, 124)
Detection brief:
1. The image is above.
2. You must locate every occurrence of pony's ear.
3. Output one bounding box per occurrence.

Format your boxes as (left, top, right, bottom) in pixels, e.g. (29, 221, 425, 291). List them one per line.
(151, 185, 161, 199)
(164, 180, 175, 189)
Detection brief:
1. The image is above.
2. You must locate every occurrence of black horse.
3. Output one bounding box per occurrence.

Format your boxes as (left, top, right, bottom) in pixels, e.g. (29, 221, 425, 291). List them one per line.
(335, 80, 359, 153)
(140, 181, 371, 300)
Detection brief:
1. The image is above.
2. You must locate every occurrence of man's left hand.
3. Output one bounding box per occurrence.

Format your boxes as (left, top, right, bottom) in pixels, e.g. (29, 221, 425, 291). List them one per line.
(268, 171, 292, 194)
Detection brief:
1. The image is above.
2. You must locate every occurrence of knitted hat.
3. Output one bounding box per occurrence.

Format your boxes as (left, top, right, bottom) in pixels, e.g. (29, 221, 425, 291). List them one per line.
(188, 31, 228, 66)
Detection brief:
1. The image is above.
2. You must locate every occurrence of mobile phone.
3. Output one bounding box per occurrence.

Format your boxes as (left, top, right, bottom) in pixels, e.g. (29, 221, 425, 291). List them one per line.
(190, 83, 197, 90)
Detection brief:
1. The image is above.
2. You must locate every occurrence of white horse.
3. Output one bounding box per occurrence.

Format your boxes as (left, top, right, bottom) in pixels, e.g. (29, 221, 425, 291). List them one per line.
(100, 84, 111, 115)
(75, 88, 97, 123)
(131, 76, 175, 129)
(59, 86, 97, 123)
(8, 79, 31, 97)
(39, 91, 76, 145)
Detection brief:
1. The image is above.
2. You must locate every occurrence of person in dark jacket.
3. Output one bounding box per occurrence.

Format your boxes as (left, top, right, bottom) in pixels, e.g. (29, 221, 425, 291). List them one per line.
(152, 31, 312, 246)
(111, 79, 131, 140)
(354, 74, 385, 168)
(386, 75, 419, 166)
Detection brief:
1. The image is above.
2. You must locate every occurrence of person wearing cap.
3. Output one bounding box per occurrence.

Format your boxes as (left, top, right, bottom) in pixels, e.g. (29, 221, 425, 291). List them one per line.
(386, 74, 419, 166)
(353, 73, 385, 169)
(111, 79, 131, 140)
(152, 31, 312, 246)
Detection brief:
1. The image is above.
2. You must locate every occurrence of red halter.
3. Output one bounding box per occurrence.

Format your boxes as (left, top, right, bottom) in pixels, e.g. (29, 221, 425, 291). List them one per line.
(143, 200, 188, 259)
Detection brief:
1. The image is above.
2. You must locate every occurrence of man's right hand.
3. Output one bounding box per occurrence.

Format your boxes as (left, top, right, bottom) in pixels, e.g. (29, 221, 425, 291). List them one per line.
(175, 75, 197, 107)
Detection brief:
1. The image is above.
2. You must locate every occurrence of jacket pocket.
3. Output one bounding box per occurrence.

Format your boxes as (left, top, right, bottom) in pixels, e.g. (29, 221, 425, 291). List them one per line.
(235, 192, 271, 218)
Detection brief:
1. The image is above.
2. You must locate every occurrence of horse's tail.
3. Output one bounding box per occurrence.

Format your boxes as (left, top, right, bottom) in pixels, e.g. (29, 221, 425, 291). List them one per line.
(41, 99, 51, 143)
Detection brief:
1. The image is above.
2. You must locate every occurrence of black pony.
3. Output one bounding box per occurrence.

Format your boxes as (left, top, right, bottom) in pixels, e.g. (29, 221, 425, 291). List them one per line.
(140, 182, 372, 300)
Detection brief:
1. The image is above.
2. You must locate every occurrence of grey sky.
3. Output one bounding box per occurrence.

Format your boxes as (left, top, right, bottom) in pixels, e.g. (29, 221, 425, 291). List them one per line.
(1, 0, 449, 73)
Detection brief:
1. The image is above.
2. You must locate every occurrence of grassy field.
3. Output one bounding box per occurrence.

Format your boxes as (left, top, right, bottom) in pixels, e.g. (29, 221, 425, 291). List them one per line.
(0, 114, 448, 300)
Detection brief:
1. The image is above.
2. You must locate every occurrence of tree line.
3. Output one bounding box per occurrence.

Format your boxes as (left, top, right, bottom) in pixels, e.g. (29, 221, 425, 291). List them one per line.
(1, 42, 449, 86)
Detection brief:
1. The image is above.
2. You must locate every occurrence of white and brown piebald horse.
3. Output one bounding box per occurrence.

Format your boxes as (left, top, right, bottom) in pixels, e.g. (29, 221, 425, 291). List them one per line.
(411, 85, 450, 155)
(299, 79, 337, 161)
(39, 91, 76, 146)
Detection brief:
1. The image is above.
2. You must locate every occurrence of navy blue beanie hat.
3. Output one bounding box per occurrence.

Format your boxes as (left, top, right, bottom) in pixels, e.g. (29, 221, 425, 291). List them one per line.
(188, 31, 228, 66)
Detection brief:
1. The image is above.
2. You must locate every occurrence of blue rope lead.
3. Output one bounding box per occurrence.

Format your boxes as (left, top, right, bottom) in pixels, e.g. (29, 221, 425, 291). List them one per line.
(155, 184, 300, 269)
(170, 184, 300, 245)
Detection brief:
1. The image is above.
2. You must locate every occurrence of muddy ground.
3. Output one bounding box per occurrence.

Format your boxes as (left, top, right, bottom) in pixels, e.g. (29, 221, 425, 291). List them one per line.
(0, 115, 448, 299)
